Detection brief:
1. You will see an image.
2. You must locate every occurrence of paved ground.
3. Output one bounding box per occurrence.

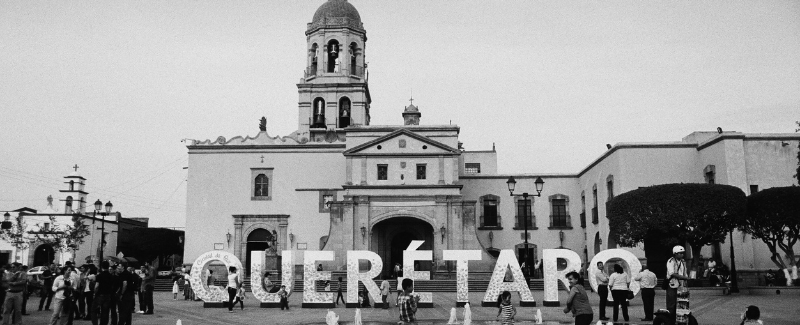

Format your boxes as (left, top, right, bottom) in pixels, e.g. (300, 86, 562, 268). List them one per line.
(15, 290, 800, 325)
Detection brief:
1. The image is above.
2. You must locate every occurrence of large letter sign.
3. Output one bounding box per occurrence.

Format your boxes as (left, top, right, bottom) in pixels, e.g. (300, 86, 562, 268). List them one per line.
(250, 250, 294, 307)
(442, 250, 482, 307)
(303, 250, 335, 308)
(403, 240, 433, 307)
(542, 249, 582, 306)
(189, 250, 243, 307)
(346, 250, 383, 308)
(481, 249, 536, 307)
(588, 248, 642, 301)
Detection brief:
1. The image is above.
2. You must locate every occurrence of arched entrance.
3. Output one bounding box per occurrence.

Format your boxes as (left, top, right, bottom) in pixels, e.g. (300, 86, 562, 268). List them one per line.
(246, 229, 274, 275)
(33, 244, 55, 266)
(371, 217, 434, 278)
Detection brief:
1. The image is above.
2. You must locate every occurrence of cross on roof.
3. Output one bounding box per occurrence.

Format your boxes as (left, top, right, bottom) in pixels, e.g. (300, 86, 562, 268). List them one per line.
(73, 164, 79, 172)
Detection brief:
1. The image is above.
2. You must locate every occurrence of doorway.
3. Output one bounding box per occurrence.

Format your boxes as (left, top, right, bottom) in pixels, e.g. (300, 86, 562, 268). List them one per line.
(33, 244, 55, 266)
(371, 217, 434, 278)
(245, 229, 273, 275)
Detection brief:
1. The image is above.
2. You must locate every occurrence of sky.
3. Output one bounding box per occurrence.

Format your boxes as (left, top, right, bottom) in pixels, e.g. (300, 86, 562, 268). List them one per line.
(1, 0, 798, 228)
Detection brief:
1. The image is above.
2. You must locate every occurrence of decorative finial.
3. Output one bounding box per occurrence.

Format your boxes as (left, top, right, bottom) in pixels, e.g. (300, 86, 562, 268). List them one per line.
(259, 117, 267, 132)
(409, 88, 413, 106)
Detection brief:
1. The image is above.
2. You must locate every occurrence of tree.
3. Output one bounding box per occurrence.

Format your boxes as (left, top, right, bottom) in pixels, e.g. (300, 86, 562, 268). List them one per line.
(739, 186, 800, 285)
(607, 183, 746, 277)
(30, 214, 92, 261)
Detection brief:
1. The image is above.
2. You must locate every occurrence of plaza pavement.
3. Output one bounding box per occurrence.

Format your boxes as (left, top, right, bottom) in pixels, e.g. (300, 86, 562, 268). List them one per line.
(16, 290, 800, 325)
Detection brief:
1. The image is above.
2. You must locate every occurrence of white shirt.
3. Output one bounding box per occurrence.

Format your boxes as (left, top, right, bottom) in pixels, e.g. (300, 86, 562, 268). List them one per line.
(227, 273, 238, 289)
(52, 275, 69, 300)
(84, 274, 96, 292)
(667, 257, 687, 287)
(608, 272, 629, 291)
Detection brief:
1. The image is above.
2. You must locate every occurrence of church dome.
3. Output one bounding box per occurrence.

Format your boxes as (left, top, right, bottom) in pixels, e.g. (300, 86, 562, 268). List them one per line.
(309, 0, 363, 32)
(313, 0, 361, 25)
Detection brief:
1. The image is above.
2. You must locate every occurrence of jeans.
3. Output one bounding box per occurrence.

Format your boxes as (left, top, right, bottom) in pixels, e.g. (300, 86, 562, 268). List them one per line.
(382, 295, 389, 309)
(83, 291, 93, 320)
(50, 298, 70, 325)
(117, 293, 135, 325)
(142, 286, 154, 314)
(666, 287, 677, 317)
(597, 285, 608, 318)
(74, 291, 84, 318)
(227, 288, 237, 311)
(575, 314, 593, 325)
(610, 290, 629, 321)
(92, 294, 113, 325)
(2, 291, 23, 325)
(40, 287, 54, 310)
(335, 291, 344, 305)
(641, 287, 655, 320)
(137, 291, 144, 312)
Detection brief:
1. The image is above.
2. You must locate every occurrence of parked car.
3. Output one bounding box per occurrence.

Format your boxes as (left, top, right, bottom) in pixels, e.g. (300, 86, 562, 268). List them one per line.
(27, 266, 49, 295)
(157, 270, 172, 278)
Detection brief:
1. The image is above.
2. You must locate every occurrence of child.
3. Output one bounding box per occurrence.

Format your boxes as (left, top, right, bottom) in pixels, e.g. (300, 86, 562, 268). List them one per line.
(335, 277, 345, 306)
(324, 280, 331, 292)
(233, 286, 245, 310)
(396, 278, 419, 324)
(172, 275, 179, 300)
(496, 291, 517, 325)
(278, 285, 290, 310)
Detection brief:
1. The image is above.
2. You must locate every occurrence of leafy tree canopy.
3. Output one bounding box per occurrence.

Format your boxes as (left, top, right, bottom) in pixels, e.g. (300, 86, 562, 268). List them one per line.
(739, 186, 800, 270)
(608, 183, 745, 248)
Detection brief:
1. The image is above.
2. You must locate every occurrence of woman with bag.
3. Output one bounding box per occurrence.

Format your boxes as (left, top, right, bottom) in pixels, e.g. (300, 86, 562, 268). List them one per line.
(607, 264, 630, 323)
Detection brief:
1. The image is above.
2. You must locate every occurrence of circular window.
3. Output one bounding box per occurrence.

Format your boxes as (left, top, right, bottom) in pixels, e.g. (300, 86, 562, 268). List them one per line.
(422, 145, 428, 150)
(377, 145, 382, 150)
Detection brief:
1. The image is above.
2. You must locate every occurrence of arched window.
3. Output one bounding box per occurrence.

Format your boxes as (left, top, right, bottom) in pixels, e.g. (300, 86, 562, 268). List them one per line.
(311, 97, 326, 128)
(327, 39, 340, 73)
(338, 97, 351, 128)
(309, 43, 318, 76)
(65, 196, 73, 213)
(69, 180, 74, 191)
(349, 42, 358, 76)
(254, 174, 269, 197)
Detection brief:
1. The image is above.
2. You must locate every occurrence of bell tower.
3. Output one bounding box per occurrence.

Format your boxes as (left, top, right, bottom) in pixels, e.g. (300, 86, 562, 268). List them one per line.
(298, 0, 371, 137)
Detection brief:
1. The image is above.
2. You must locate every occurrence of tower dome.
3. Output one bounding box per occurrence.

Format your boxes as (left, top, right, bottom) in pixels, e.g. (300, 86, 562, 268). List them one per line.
(308, 0, 364, 33)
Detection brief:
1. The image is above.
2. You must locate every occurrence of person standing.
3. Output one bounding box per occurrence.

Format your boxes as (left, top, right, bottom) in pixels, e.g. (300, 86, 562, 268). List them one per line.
(117, 266, 135, 325)
(563, 271, 593, 325)
(277, 285, 290, 310)
(82, 265, 96, 321)
(666, 246, 689, 319)
(141, 265, 154, 315)
(225, 267, 240, 313)
(396, 278, 419, 325)
(19, 265, 30, 316)
(594, 262, 610, 321)
(393, 263, 401, 279)
(39, 266, 55, 311)
(135, 267, 145, 315)
(635, 264, 657, 322)
(0, 264, 11, 317)
(334, 277, 344, 306)
(380, 276, 390, 309)
(50, 267, 73, 325)
(92, 261, 115, 325)
(607, 264, 630, 323)
(497, 291, 517, 325)
(3, 263, 25, 325)
(72, 265, 87, 320)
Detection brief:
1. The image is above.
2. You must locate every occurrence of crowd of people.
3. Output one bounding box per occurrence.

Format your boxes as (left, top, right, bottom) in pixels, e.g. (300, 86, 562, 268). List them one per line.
(0, 260, 156, 325)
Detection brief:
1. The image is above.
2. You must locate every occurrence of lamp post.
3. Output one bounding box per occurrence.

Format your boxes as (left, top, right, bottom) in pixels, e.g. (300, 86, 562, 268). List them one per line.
(729, 230, 739, 293)
(94, 200, 113, 266)
(506, 176, 544, 284)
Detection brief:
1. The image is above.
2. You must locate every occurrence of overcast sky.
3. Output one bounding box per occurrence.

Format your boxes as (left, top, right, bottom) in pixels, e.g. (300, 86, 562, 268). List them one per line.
(1, 0, 798, 228)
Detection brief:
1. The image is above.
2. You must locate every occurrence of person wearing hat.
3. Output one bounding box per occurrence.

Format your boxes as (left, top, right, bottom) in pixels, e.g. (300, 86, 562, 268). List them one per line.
(666, 245, 690, 319)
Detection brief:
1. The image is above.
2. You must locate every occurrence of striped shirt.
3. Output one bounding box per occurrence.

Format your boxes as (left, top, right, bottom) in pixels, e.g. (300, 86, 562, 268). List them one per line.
(397, 293, 418, 323)
(498, 302, 516, 324)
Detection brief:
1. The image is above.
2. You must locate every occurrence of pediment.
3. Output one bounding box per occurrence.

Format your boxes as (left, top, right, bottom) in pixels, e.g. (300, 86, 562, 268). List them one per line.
(344, 129, 459, 156)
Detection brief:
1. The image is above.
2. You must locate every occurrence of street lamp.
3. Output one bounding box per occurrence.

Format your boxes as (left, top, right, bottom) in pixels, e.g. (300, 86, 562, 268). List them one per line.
(94, 200, 113, 266)
(506, 176, 545, 284)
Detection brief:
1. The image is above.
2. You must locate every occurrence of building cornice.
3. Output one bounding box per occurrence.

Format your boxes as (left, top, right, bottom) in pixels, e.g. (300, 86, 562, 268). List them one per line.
(342, 184, 463, 190)
(577, 143, 697, 177)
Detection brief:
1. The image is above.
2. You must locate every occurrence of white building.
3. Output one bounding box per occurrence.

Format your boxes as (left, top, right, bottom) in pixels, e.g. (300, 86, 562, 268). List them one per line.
(184, 0, 800, 284)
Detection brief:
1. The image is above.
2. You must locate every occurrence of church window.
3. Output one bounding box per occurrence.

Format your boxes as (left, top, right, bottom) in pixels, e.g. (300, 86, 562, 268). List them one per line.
(338, 97, 351, 128)
(311, 98, 326, 128)
(69, 180, 74, 191)
(250, 168, 274, 201)
(479, 194, 500, 228)
(254, 174, 269, 197)
(65, 196, 73, 213)
(549, 194, 571, 228)
(327, 40, 340, 73)
(319, 191, 336, 213)
(377, 164, 388, 180)
(465, 163, 481, 174)
(416, 164, 426, 180)
(606, 175, 614, 200)
(750, 184, 759, 194)
(580, 191, 586, 228)
(591, 185, 598, 224)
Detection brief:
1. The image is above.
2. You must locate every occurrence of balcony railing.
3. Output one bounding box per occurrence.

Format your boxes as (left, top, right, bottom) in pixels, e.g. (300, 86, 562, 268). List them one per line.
(592, 207, 598, 224)
(514, 215, 535, 229)
(479, 215, 502, 229)
(580, 212, 586, 228)
(549, 214, 572, 229)
(305, 64, 366, 79)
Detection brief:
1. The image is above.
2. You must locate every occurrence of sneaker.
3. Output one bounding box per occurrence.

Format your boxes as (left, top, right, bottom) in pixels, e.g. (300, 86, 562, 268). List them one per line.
(229, 310, 233, 313)
(136, 311, 145, 314)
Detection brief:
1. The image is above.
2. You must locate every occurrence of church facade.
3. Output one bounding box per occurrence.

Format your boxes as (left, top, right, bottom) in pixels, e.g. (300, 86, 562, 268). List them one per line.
(184, 0, 800, 279)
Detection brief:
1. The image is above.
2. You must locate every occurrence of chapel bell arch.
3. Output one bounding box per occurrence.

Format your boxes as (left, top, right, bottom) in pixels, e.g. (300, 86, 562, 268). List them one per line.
(327, 39, 340, 73)
(338, 97, 351, 128)
(311, 97, 326, 128)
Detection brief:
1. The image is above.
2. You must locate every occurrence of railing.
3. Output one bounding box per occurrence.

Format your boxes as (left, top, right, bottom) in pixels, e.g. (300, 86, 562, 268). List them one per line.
(580, 212, 586, 228)
(304, 64, 366, 79)
(549, 214, 572, 228)
(514, 215, 534, 229)
(592, 207, 598, 224)
(479, 215, 502, 228)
